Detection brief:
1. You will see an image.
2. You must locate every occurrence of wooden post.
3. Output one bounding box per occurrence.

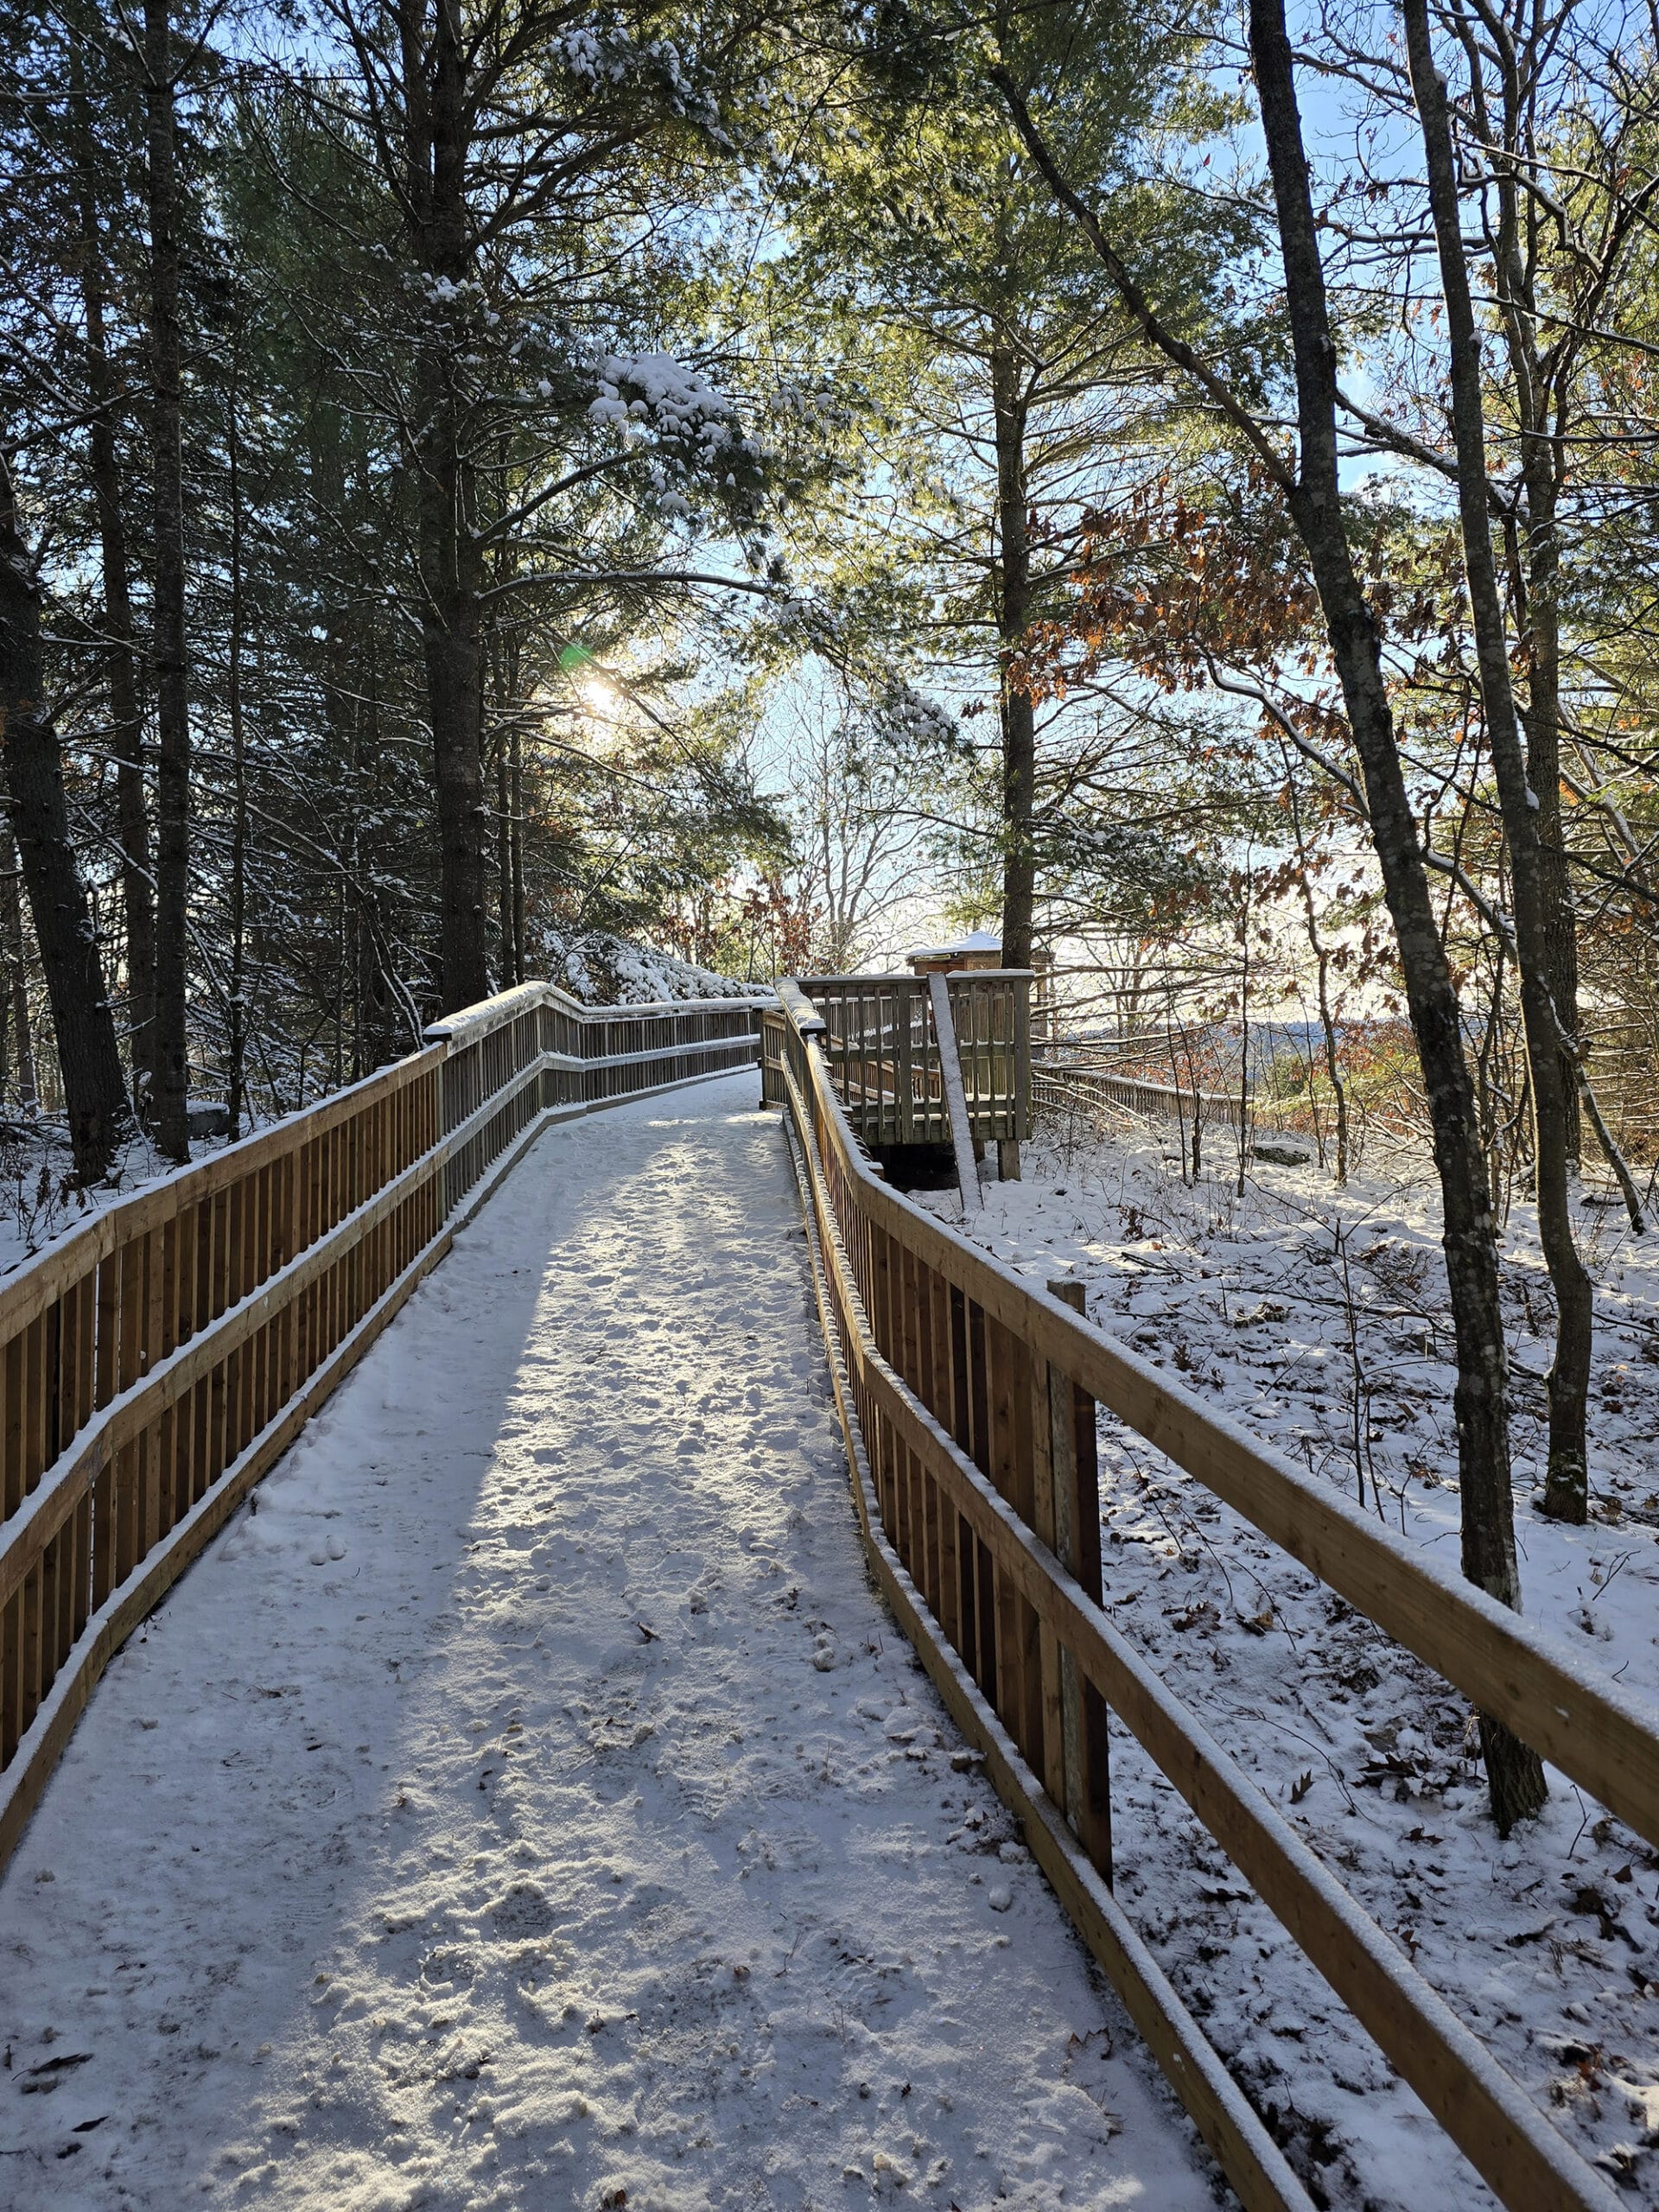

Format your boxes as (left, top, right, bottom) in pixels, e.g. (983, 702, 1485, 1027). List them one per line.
(998, 975, 1029, 1181)
(1046, 1276, 1111, 1882)
(896, 979, 915, 1143)
(927, 972, 980, 1217)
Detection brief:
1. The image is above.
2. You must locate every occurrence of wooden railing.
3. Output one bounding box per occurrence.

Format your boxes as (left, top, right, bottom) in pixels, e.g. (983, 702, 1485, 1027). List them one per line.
(1034, 1035, 1262, 1133)
(778, 971, 1032, 1146)
(773, 990, 1652, 2212)
(0, 982, 765, 1869)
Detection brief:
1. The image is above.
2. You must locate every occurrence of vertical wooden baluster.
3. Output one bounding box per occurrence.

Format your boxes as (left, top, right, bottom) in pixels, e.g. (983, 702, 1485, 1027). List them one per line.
(227, 1175, 248, 1467)
(18, 1313, 48, 1731)
(895, 1246, 925, 1600)
(965, 1300, 998, 1705)
(70, 1271, 94, 1644)
(947, 1285, 976, 1679)
(925, 1263, 960, 1649)
(329, 1125, 343, 1343)
(41, 1296, 67, 1681)
(187, 1346, 207, 1507)
(1046, 1278, 1111, 1880)
(281, 1148, 300, 1405)
(315, 1132, 329, 1352)
(1008, 1325, 1046, 1771)
(155, 1208, 178, 1535)
(112, 1238, 142, 1583)
(984, 1315, 1025, 1751)
(138, 1226, 162, 1558)
(265, 1158, 281, 1427)
(251, 1166, 270, 1439)
(883, 1240, 906, 1564)
(869, 1228, 893, 1532)
(91, 1256, 117, 1605)
(0, 1335, 17, 1762)
(297, 1137, 315, 1384)
(178, 1202, 201, 1511)
(208, 1183, 230, 1484)
(1027, 1312, 1066, 1810)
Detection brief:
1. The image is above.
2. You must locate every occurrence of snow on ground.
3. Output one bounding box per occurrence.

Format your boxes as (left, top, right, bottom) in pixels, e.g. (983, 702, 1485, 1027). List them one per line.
(0, 1074, 1213, 2211)
(918, 1107, 1659, 2205)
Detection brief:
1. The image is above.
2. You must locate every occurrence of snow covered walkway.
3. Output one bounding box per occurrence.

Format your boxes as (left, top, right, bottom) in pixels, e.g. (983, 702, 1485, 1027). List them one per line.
(0, 1074, 1211, 2210)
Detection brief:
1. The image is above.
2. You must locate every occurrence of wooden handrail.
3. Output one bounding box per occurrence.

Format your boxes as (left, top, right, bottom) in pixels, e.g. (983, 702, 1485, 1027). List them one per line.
(772, 990, 1639, 2212)
(0, 982, 767, 1869)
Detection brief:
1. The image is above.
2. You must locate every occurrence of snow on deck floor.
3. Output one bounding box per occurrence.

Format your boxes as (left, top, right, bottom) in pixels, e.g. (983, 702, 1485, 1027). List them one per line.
(0, 1075, 1213, 2211)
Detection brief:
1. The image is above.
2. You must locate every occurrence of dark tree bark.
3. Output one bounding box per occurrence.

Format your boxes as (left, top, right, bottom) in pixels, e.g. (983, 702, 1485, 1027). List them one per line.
(1403, 0, 1594, 1527)
(991, 343, 1037, 970)
(1445, 1, 1581, 1160)
(510, 713, 526, 984)
(0, 461, 130, 1179)
(989, 21, 1551, 1829)
(494, 728, 513, 985)
(0, 823, 36, 1111)
(1247, 0, 1546, 1828)
(399, 0, 489, 1013)
(70, 36, 155, 1107)
(142, 0, 191, 1162)
(226, 340, 249, 1140)
(1281, 748, 1349, 1183)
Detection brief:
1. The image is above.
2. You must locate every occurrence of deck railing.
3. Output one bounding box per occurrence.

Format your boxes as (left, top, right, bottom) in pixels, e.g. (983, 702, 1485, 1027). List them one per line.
(0, 982, 765, 1868)
(772, 988, 1653, 2212)
(766, 971, 1031, 1146)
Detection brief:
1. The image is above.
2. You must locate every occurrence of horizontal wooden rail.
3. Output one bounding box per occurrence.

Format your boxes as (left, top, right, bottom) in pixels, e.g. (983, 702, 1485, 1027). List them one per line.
(772, 994, 1643, 2212)
(0, 982, 766, 1872)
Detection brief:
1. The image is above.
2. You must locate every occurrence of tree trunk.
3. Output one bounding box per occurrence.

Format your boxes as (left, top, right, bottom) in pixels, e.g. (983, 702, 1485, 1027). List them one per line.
(1403, 0, 1594, 1532)
(1282, 753, 1349, 1183)
(226, 339, 248, 1139)
(71, 36, 155, 1109)
(402, 0, 489, 1013)
(0, 461, 129, 1179)
(1466, 3, 1582, 1161)
(495, 731, 513, 986)
(1249, 0, 1547, 1829)
(991, 343, 1037, 970)
(0, 824, 36, 1111)
(510, 714, 526, 983)
(143, 0, 191, 1163)
(1516, 474, 1580, 1162)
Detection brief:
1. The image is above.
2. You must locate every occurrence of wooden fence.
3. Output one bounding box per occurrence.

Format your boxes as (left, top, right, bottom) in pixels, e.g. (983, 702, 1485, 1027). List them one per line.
(771, 971, 1031, 1147)
(774, 989, 1655, 2212)
(0, 983, 764, 1870)
(1034, 1037, 1267, 1135)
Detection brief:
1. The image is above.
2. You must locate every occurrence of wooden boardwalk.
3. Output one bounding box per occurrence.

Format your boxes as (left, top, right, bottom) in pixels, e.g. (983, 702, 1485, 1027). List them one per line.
(0, 1076, 1213, 2209)
(1, 975, 1656, 2211)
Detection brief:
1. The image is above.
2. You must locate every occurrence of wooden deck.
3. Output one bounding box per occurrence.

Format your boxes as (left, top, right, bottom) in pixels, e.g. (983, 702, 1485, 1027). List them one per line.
(0, 972, 1655, 2212)
(761, 970, 1033, 1152)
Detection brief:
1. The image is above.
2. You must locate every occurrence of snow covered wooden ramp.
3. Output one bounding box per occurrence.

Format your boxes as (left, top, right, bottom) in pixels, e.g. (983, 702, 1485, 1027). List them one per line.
(0, 1073, 1214, 2208)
